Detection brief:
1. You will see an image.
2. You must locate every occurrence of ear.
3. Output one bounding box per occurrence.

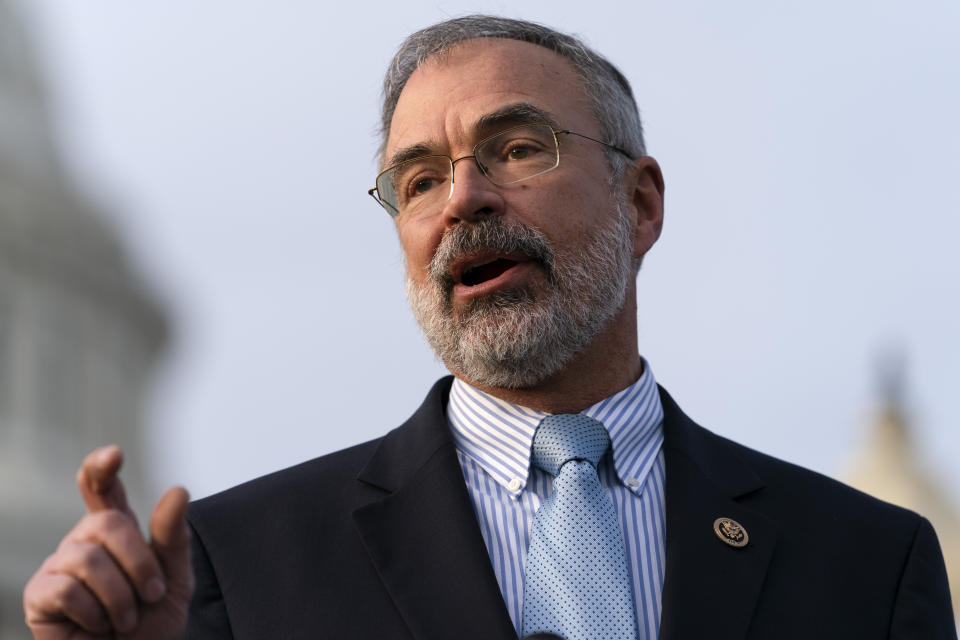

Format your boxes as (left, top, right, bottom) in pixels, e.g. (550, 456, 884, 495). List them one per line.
(623, 156, 665, 260)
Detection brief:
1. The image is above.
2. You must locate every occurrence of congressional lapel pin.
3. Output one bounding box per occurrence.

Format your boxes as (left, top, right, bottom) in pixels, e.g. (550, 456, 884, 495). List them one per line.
(713, 517, 749, 548)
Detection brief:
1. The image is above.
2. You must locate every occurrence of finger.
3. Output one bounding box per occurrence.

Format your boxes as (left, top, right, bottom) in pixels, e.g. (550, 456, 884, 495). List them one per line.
(24, 569, 111, 636)
(149, 487, 192, 589)
(76, 445, 135, 521)
(67, 510, 167, 604)
(46, 541, 140, 633)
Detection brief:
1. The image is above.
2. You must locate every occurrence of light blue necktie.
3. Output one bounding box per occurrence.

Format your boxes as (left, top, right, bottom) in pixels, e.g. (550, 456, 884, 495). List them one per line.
(521, 414, 638, 640)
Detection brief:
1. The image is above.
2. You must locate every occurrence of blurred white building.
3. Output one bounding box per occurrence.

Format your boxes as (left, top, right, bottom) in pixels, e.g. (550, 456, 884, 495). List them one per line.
(843, 354, 960, 619)
(0, 0, 166, 636)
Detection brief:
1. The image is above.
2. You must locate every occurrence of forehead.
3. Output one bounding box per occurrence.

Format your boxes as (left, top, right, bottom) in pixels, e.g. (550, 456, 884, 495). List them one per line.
(385, 38, 597, 162)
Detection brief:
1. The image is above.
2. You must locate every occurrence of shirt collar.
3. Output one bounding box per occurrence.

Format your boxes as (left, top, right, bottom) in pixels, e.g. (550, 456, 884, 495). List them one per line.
(447, 359, 664, 497)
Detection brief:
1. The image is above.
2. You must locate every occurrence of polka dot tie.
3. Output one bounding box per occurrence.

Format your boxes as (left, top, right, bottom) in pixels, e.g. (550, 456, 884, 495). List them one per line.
(521, 414, 638, 640)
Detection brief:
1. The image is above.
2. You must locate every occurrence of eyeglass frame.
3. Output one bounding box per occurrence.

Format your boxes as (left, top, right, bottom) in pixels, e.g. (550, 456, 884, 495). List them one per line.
(367, 123, 635, 217)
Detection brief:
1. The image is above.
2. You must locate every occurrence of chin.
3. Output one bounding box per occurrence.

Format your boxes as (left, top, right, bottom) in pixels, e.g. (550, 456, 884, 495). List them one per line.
(431, 297, 595, 390)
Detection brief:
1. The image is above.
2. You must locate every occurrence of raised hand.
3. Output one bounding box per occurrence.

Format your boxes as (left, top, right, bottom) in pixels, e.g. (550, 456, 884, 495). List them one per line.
(23, 446, 194, 639)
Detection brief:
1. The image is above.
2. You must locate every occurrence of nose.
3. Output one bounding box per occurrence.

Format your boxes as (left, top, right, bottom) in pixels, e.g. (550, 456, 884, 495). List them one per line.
(443, 154, 505, 225)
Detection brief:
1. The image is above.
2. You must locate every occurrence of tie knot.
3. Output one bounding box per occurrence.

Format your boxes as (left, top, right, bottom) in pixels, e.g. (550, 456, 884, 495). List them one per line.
(531, 414, 610, 476)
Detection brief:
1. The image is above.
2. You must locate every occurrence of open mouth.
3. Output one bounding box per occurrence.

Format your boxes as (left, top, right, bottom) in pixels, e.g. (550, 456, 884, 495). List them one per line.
(461, 258, 520, 287)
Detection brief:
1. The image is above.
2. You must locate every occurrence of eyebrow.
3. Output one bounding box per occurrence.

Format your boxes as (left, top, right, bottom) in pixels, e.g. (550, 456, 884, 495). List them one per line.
(385, 102, 561, 169)
(386, 143, 436, 169)
(473, 102, 560, 137)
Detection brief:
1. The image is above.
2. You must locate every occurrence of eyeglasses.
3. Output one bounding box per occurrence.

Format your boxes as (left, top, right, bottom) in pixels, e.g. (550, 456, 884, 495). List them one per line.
(368, 123, 633, 217)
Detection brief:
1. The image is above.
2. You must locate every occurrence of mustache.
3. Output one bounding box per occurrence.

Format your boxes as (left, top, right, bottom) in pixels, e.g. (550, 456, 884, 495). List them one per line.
(428, 218, 555, 289)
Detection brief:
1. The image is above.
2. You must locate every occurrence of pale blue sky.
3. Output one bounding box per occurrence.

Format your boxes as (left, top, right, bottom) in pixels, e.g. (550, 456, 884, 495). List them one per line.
(24, 0, 960, 503)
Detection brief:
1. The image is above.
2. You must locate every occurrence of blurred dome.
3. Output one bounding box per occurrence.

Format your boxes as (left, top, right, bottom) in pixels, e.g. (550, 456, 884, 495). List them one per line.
(0, 0, 163, 338)
(0, 1, 167, 637)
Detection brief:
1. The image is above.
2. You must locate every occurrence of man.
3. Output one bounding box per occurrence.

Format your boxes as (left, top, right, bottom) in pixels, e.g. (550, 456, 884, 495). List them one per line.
(23, 15, 955, 640)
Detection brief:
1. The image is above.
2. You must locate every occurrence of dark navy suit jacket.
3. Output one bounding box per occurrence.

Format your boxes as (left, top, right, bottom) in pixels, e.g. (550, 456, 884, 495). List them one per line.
(186, 377, 956, 639)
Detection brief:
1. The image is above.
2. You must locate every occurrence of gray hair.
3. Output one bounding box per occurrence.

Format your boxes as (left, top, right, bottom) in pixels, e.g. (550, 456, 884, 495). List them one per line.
(378, 15, 645, 178)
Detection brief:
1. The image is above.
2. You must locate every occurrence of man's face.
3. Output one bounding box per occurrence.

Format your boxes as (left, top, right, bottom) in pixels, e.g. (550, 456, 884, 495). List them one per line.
(385, 38, 648, 389)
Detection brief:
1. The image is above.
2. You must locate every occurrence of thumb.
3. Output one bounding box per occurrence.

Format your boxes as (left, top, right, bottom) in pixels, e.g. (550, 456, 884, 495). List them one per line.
(149, 486, 193, 591)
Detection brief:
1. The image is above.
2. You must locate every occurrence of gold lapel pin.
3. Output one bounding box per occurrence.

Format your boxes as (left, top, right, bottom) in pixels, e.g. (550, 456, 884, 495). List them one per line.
(713, 517, 749, 548)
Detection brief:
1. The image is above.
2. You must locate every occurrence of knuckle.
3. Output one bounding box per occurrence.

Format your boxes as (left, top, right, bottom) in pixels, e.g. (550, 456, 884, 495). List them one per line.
(73, 509, 133, 543)
(56, 578, 109, 633)
(73, 542, 109, 576)
(21, 573, 45, 614)
(51, 575, 79, 609)
(97, 509, 131, 533)
(29, 573, 89, 620)
(129, 553, 160, 582)
(102, 587, 135, 614)
(37, 552, 57, 570)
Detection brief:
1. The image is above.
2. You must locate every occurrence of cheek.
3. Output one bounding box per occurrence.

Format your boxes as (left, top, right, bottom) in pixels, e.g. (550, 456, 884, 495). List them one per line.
(538, 179, 616, 245)
(396, 218, 443, 281)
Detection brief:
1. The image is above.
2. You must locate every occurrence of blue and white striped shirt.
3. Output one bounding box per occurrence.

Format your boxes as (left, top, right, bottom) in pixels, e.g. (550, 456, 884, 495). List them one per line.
(447, 362, 666, 639)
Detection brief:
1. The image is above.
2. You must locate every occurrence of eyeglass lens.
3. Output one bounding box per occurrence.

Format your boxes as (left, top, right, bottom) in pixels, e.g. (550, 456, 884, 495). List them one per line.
(376, 124, 561, 216)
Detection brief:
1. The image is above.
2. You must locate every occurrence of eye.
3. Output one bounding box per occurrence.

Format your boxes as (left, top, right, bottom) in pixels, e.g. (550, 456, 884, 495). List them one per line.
(401, 169, 447, 204)
(507, 145, 534, 160)
(390, 159, 448, 205)
(412, 177, 439, 195)
(497, 136, 550, 163)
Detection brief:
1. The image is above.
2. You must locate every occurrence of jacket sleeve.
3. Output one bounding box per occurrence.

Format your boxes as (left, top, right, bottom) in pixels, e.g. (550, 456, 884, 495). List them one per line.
(888, 516, 957, 639)
(184, 518, 235, 639)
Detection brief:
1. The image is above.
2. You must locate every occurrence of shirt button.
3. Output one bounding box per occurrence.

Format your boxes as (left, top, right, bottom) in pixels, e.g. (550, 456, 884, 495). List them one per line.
(507, 478, 523, 492)
(626, 477, 641, 488)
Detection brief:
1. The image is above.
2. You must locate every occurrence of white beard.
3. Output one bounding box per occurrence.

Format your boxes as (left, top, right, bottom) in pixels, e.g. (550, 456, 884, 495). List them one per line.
(405, 205, 635, 389)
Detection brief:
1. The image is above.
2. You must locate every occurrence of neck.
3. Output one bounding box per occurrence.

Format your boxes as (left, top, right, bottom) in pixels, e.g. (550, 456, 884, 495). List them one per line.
(452, 298, 643, 414)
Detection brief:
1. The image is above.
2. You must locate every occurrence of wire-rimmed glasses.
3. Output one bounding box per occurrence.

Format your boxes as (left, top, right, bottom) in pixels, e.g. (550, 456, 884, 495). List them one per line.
(368, 123, 632, 217)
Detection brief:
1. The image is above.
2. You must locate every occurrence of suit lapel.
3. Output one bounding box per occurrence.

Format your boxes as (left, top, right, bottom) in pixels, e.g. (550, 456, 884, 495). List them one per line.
(658, 388, 778, 640)
(352, 378, 517, 640)
(351, 379, 778, 640)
